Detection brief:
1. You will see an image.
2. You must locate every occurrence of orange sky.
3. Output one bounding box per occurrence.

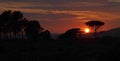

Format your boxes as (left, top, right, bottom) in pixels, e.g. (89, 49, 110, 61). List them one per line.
(0, 0, 120, 33)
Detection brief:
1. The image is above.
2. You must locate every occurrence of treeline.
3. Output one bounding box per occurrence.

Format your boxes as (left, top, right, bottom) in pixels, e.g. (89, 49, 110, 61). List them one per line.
(0, 10, 109, 41)
(0, 10, 51, 40)
(0, 10, 86, 41)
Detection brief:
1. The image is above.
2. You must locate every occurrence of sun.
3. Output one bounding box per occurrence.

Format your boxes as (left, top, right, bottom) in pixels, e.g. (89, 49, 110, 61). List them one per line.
(84, 28, 90, 33)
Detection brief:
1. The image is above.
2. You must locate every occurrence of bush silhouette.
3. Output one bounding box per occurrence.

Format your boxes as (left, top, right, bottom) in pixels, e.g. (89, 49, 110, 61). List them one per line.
(41, 30, 51, 40)
(58, 28, 83, 40)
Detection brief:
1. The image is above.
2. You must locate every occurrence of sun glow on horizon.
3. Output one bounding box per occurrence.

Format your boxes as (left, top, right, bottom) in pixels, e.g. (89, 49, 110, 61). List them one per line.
(84, 28, 90, 33)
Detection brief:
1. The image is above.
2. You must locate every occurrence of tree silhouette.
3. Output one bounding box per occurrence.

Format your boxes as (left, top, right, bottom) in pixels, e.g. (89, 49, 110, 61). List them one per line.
(25, 20, 42, 40)
(11, 11, 24, 39)
(13, 18, 28, 39)
(11, 11, 23, 22)
(0, 10, 12, 39)
(41, 30, 51, 40)
(58, 28, 83, 40)
(85, 20, 104, 39)
(0, 10, 49, 40)
(17, 18, 28, 39)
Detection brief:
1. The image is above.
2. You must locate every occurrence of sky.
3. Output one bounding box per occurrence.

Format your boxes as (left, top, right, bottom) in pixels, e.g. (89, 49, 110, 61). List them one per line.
(0, 0, 120, 33)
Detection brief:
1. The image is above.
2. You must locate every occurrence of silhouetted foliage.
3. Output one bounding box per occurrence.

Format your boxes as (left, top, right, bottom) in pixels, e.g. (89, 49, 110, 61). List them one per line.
(0, 10, 12, 39)
(0, 10, 120, 61)
(58, 28, 83, 40)
(0, 10, 26, 39)
(15, 18, 28, 38)
(11, 11, 24, 38)
(25, 20, 42, 40)
(0, 10, 47, 40)
(11, 11, 23, 22)
(85, 20, 104, 39)
(41, 30, 51, 40)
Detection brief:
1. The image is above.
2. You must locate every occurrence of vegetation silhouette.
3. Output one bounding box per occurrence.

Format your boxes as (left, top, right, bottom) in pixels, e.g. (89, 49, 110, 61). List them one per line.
(0, 10, 25, 39)
(25, 20, 42, 40)
(0, 10, 12, 39)
(85, 20, 104, 39)
(0, 10, 120, 61)
(58, 28, 83, 41)
(41, 30, 52, 40)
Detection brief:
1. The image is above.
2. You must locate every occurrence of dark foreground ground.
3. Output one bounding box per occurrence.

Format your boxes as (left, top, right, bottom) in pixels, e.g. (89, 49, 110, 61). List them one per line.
(0, 38, 120, 61)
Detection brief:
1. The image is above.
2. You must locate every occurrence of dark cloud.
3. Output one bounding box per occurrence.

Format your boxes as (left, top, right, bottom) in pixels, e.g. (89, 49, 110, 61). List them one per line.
(24, 12, 79, 22)
(1, 0, 120, 12)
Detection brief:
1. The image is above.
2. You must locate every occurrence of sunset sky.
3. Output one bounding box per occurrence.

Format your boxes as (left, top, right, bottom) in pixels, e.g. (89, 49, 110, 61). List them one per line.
(0, 0, 120, 33)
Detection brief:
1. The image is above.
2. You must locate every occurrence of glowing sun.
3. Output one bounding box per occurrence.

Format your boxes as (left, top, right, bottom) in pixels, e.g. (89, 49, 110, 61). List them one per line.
(84, 28, 90, 33)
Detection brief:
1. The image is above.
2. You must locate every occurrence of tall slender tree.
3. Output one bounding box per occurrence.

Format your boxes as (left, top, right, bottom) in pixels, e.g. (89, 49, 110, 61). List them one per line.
(11, 11, 24, 39)
(0, 10, 12, 39)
